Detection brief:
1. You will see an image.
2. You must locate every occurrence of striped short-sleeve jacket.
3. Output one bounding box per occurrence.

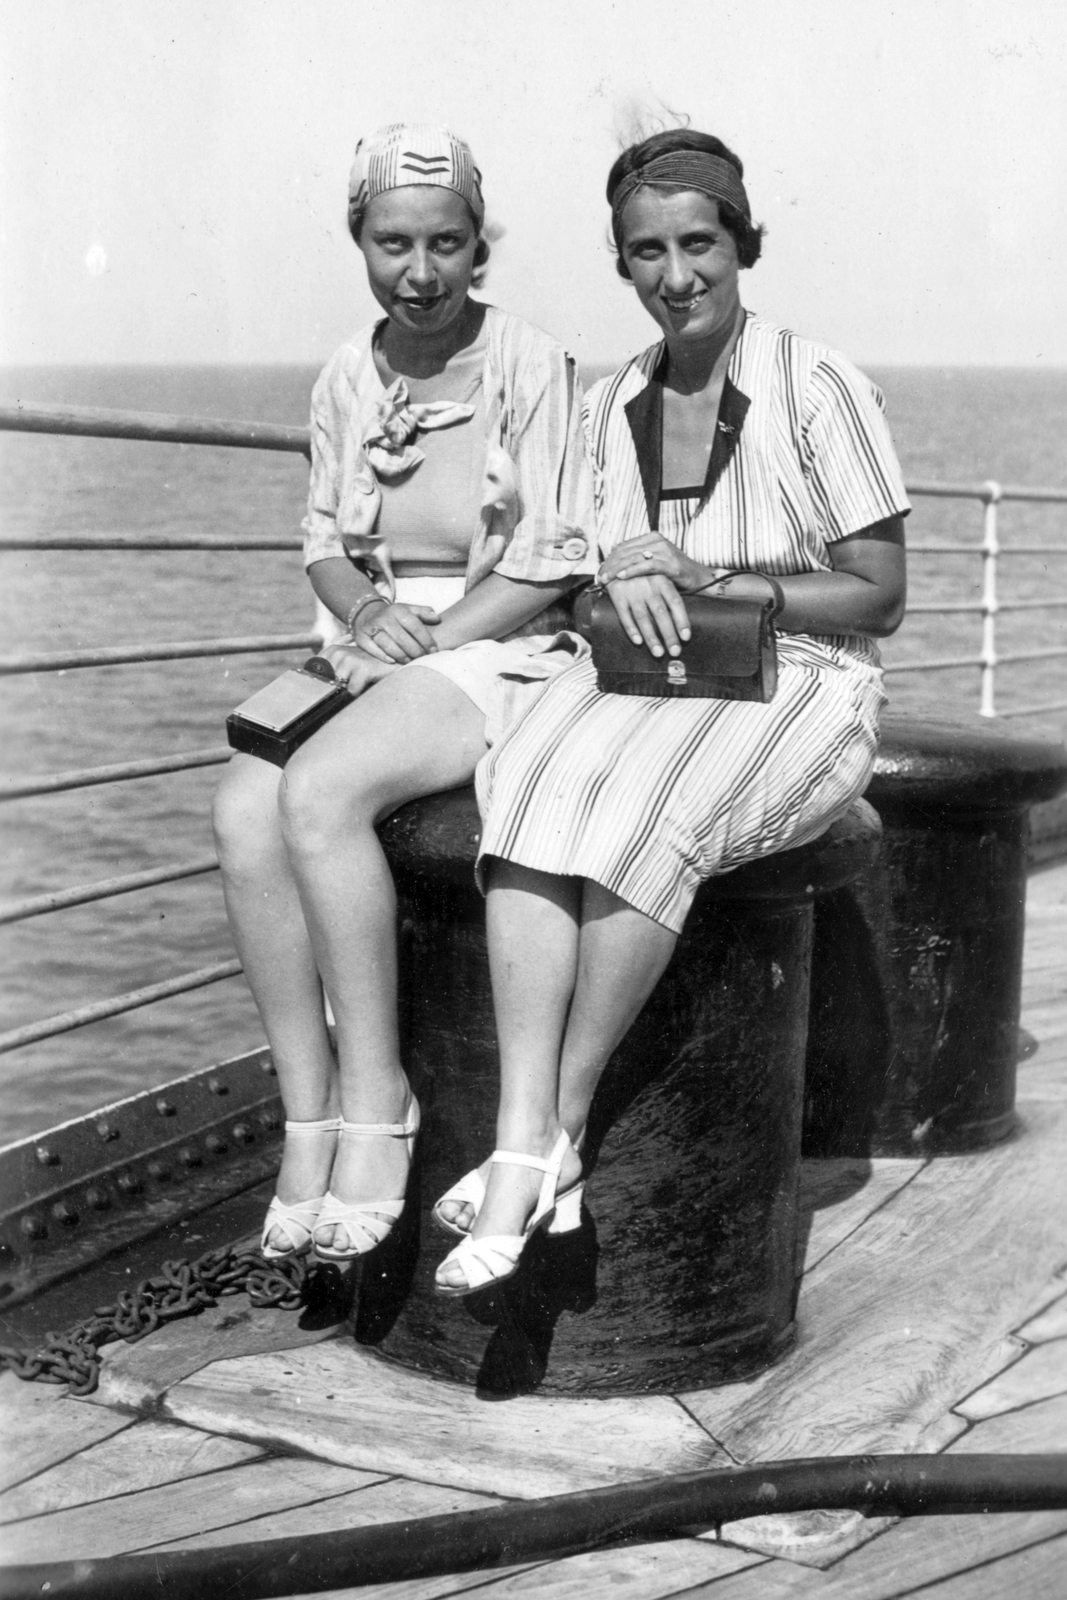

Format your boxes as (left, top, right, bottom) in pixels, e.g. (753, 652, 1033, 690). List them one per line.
(583, 310, 910, 663)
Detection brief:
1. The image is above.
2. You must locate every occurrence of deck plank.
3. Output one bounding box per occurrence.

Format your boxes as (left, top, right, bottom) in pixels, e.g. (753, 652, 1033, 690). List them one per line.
(208, 1539, 764, 1600)
(291, 1569, 546, 1600)
(148, 1476, 500, 1551)
(1019, 867, 1067, 1066)
(1016, 1053, 1067, 1102)
(92, 1293, 343, 1410)
(798, 1159, 923, 1273)
(1016, 1294, 1067, 1345)
(0, 1419, 262, 1523)
(948, 1389, 1067, 1452)
(681, 1098, 1067, 1462)
(0, 1373, 132, 1495)
(416, 1540, 763, 1600)
(162, 1341, 728, 1499)
(0, 1456, 388, 1563)
(708, 1508, 896, 1571)
(672, 1372, 1067, 1598)
(671, 1515, 1067, 1600)
(899, 1533, 1067, 1599)
(956, 1337, 1067, 1420)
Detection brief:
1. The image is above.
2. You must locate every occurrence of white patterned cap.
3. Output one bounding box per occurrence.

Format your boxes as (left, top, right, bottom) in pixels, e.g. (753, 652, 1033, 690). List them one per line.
(348, 123, 485, 226)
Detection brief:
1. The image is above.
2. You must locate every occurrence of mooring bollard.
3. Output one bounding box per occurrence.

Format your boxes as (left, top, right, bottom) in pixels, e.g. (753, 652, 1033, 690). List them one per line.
(804, 716, 1067, 1158)
(355, 791, 880, 1397)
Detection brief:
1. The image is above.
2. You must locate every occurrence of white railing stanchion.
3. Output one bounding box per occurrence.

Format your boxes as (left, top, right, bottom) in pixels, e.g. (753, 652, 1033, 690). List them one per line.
(979, 481, 1002, 718)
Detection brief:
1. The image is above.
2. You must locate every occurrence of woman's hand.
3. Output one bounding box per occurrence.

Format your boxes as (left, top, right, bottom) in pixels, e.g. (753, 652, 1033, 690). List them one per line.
(352, 601, 441, 663)
(319, 641, 400, 697)
(598, 533, 718, 594)
(605, 573, 693, 659)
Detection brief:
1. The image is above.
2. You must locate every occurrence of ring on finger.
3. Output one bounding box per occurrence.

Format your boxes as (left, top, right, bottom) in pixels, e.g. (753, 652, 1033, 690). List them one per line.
(642, 550, 654, 561)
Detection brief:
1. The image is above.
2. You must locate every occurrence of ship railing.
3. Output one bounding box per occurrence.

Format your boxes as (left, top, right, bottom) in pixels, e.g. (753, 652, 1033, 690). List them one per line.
(886, 477, 1067, 721)
(1, 399, 1065, 1054)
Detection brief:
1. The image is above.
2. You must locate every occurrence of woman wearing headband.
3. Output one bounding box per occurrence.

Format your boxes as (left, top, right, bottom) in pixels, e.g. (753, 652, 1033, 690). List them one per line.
(213, 123, 593, 1263)
(435, 129, 908, 1295)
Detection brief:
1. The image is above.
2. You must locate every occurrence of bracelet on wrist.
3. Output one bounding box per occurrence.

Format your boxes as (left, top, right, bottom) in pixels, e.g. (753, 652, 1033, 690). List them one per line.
(345, 592, 388, 635)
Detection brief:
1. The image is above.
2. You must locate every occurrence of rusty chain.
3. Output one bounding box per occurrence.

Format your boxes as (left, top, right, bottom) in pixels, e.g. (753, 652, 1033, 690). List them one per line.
(0, 1244, 309, 1397)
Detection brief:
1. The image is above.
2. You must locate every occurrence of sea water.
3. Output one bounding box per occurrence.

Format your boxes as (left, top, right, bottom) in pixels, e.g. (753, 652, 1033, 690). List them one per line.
(1, 362, 1065, 1141)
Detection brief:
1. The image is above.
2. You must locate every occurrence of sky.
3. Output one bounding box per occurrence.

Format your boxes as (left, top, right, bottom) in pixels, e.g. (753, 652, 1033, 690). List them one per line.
(2, 0, 1065, 369)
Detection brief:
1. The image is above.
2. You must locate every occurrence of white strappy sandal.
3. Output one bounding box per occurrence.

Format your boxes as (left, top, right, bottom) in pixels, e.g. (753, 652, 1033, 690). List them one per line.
(432, 1128, 585, 1239)
(311, 1097, 420, 1261)
(260, 1117, 342, 1260)
(432, 1165, 584, 1238)
(434, 1130, 576, 1297)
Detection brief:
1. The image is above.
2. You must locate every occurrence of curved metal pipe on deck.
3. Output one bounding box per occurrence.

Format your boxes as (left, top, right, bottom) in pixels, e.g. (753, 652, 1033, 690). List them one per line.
(1, 1453, 1064, 1600)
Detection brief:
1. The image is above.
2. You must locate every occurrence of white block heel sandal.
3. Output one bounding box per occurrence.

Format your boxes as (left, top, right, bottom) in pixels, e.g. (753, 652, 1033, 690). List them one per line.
(312, 1097, 420, 1261)
(433, 1130, 585, 1239)
(434, 1130, 576, 1297)
(260, 1117, 342, 1260)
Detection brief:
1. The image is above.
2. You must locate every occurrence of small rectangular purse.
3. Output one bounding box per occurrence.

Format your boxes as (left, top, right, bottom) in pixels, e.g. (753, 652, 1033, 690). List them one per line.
(226, 656, 352, 767)
(573, 576, 784, 702)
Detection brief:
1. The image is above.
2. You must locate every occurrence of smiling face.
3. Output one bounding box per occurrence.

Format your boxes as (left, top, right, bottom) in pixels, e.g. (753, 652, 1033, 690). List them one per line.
(619, 188, 742, 349)
(358, 187, 478, 338)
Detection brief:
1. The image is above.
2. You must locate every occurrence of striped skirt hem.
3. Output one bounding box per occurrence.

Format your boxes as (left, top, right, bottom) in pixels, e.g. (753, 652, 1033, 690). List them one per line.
(475, 646, 883, 933)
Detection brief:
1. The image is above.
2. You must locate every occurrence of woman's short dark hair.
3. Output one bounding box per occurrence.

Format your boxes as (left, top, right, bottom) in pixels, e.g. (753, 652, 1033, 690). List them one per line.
(607, 129, 766, 277)
(347, 202, 491, 289)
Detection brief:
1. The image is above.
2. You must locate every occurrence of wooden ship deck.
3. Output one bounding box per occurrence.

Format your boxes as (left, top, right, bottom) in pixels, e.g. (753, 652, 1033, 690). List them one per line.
(0, 859, 1064, 1597)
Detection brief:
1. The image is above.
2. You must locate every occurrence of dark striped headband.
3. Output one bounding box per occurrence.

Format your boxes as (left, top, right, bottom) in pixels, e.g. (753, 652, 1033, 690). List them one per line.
(611, 152, 751, 235)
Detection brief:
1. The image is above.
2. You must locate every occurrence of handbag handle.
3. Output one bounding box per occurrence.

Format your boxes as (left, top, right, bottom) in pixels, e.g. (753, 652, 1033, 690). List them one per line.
(691, 571, 786, 620)
(582, 571, 786, 620)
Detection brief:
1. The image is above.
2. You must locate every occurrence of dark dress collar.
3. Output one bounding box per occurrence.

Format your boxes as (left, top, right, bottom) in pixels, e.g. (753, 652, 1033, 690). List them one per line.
(623, 338, 751, 532)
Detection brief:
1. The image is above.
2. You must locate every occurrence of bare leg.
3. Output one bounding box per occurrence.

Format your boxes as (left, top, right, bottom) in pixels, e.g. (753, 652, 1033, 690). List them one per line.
(279, 667, 489, 1249)
(437, 865, 675, 1284)
(212, 754, 339, 1241)
(556, 879, 678, 1137)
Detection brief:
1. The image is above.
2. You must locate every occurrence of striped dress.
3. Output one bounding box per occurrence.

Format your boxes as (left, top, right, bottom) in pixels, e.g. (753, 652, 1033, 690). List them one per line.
(475, 312, 910, 932)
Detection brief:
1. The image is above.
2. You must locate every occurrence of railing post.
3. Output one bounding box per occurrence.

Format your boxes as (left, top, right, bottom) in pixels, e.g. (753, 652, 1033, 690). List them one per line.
(979, 480, 1002, 717)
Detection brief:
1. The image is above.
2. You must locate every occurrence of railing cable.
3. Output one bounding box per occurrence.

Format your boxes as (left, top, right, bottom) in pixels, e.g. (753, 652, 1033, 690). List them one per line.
(0, 633, 319, 676)
(0, 858, 219, 927)
(0, 961, 244, 1055)
(0, 400, 310, 455)
(0, 535, 303, 552)
(0, 746, 232, 802)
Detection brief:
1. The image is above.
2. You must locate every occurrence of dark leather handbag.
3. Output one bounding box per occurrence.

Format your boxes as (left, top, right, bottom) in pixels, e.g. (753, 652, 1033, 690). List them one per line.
(227, 656, 352, 767)
(573, 576, 784, 702)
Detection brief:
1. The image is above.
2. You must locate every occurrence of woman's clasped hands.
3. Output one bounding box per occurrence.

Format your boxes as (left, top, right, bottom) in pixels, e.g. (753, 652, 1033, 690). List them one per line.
(321, 597, 443, 693)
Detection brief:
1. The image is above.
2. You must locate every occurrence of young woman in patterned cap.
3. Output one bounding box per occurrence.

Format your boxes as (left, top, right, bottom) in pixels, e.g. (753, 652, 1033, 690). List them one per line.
(213, 123, 594, 1263)
(434, 128, 908, 1296)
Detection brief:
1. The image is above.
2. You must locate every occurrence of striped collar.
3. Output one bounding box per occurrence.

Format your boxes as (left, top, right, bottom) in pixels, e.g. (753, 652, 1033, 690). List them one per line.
(622, 318, 752, 531)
